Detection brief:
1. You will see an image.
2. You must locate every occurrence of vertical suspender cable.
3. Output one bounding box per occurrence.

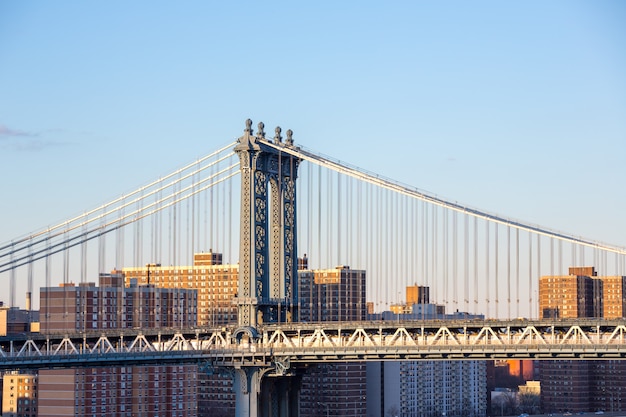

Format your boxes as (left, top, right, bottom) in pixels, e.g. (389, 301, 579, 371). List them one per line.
(536, 234, 541, 318)
(432, 205, 438, 309)
(364, 181, 369, 307)
(571, 239, 576, 270)
(384, 187, 389, 305)
(474, 217, 478, 314)
(317, 164, 322, 270)
(185, 177, 191, 262)
(45, 235, 51, 318)
(558, 239, 563, 276)
(394, 191, 399, 305)
(452, 211, 457, 313)
(135, 195, 141, 266)
(155, 186, 160, 264)
(506, 226, 511, 319)
(550, 238, 554, 278)
(422, 202, 428, 319)
(411, 197, 416, 291)
(347, 175, 352, 266)
(494, 223, 499, 318)
(229, 157, 233, 264)
(27, 245, 33, 309)
(81, 222, 87, 283)
(337, 170, 341, 264)
(411, 197, 416, 293)
(355, 178, 361, 270)
(485, 221, 490, 317)
(9, 245, 15, 308)
(99, 207, 106, 276)
(464, 214, 469, 314)
(116, 205, 123, 269)
(404, 195, 409, 300)
(191, 161, 196, 260)
(515, 228, 519, 318)
(304, 160, 310, 268)
(204, 166, 209, 252)
(528, 230, 533, 318)
(377, 186, 382, 308)
(63, 229, 69, 326)
(327, 168, 332, 268)
(443, 207, 448, 308)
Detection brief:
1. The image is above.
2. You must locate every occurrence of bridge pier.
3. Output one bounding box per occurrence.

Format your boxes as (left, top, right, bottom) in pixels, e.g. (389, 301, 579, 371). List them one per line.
(234, 367, 261, 417)
(234, 366, 301, 417)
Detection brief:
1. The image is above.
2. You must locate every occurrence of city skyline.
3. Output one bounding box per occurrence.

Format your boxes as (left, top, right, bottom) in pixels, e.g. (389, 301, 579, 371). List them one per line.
(1, 1, 625, 252)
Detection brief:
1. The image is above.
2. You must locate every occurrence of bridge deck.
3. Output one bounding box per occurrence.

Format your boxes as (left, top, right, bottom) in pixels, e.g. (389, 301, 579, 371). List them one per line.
(1, 319, 625, 370)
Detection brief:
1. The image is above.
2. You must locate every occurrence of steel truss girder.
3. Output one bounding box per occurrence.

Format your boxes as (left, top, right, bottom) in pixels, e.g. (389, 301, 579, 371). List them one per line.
(2, 319, 626, 370)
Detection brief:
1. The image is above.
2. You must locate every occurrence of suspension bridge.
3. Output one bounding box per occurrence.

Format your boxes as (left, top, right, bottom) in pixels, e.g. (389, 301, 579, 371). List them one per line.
(1, 120, 626, 416)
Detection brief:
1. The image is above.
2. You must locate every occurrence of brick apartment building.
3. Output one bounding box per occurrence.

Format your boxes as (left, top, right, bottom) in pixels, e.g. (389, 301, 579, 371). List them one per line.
(37, 271, 198, 417)
(1, 371, 37, 417)
(539, 266, 626, 413)
(298, 262, 368, 417)
(122, 252, 238, 416)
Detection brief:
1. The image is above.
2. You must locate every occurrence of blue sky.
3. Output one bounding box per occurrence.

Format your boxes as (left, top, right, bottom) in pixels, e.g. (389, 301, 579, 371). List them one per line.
(1, 1, 625, 249)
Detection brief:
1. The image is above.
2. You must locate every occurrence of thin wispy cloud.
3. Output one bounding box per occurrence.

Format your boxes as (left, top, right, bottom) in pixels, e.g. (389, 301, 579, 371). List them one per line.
(0, 123, 73, 151)
(0, 124, 37, 138)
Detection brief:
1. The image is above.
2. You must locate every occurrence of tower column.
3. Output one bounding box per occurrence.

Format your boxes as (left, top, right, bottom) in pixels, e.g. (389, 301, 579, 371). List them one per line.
(234, 119, 301, 328)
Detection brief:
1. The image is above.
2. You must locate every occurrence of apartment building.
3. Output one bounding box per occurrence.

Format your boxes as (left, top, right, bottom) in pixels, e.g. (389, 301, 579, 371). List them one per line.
(37, 271, 198, 417)
(539, 266, 626, 413)
(1, 371, 37, 417)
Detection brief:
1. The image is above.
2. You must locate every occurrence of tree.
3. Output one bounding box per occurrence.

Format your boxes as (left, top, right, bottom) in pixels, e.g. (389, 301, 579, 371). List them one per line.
(518, 392, 540, 414)
(386, 405, 401, 417)
(491, 391, 518, 416)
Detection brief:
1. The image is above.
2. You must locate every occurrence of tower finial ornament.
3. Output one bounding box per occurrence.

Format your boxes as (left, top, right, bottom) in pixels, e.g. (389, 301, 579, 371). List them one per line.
(257, 122, 265, 139)
(286, 129, 293, 146)
(274, 126, 282, 144)
(245, 119, 253, 135)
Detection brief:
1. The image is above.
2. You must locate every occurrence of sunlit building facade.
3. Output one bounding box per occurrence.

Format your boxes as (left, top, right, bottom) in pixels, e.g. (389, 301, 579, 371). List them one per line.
(298, 264, 368, 417)
(539, 266, 626, 413)
(1, 371, 37, 417)
(122, 252, 237, 326)
(37, 272, 199, 417)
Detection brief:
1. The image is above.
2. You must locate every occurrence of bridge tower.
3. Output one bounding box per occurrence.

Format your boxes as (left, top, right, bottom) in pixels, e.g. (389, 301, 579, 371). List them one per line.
(231, 119, 302, 417)
(234, 118, 301, 328)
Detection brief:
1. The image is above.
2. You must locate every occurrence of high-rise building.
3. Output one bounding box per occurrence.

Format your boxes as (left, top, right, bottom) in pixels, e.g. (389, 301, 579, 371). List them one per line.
(406, 284, 429, 305)
(299, 265, 367, 322)
(122, 252, 238, 326)
(298, 265, 367, 417)
(123, 252, 238, 417)
(539, 267, 596, 319)
(539, 266, 626, 413)
(37, 271, 199, 417)
(1, 371, 37, 417)
(600, 275, 626, 318)
(125, 255, 367, 416)
(0, 302, 39, 336)
(367, 285, 487, 417)
(405, 360, 486, 417)
(40, 271, 197, 332)
(38, 366, 197, 417)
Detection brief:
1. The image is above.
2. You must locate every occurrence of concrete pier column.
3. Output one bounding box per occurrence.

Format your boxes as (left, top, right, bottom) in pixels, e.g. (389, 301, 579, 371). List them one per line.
(235, 369, 302, 417)
(261, 375, 302, 417)
(234, 367, 262, 417)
